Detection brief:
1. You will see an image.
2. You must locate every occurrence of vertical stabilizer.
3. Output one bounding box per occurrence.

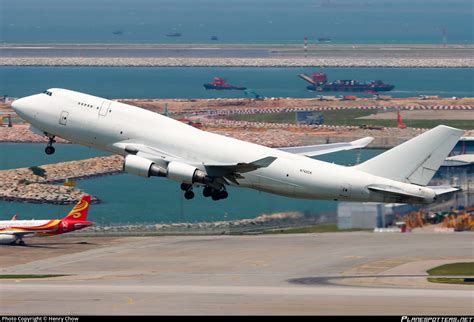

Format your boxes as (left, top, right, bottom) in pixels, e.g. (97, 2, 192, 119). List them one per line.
(63, 195, 91, 221)
(354, 125, 464, 186)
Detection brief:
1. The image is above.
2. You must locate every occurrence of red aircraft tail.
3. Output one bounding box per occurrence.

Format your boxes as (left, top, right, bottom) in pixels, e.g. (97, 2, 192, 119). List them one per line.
(63, 195, 91, 221)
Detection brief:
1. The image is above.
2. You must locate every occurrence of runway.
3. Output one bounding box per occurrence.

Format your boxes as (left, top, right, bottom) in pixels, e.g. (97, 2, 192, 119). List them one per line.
(1, 232, 473, 315)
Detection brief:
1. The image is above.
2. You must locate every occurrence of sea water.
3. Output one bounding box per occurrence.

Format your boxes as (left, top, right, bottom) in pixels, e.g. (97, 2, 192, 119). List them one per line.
(1, 67, 473, 99)
(0, 143, 384, 224)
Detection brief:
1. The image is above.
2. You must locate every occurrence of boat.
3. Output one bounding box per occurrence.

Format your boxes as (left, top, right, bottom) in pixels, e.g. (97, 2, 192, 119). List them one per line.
(203, 77, 246, 90)
(317, 37, 332, 42)
(166, 32, 182, 37)
(298, 72, 394, 92)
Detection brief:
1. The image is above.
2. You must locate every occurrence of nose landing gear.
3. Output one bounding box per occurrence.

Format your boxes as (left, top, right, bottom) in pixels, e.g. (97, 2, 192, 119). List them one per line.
(45, 136, 56, 155)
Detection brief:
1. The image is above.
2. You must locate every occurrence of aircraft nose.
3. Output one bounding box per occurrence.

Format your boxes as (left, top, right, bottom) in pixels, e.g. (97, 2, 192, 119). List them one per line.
(11, 94, 42, 121)
(11, 96, 32, 115)
(11, 97, 23, 112)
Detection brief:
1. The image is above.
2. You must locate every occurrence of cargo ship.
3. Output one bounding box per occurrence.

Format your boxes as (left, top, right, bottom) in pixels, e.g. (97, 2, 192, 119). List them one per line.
(204, 77, 246, 90)
(298, 72, 394, 92)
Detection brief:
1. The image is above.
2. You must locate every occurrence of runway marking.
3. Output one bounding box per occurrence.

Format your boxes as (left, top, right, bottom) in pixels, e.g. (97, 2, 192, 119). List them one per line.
(344, 256, 363, 260)
(343, 257, 424, 276)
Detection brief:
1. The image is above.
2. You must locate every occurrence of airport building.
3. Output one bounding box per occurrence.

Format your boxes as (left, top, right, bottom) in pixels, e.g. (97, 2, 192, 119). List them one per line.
(337, 202, 414, 229)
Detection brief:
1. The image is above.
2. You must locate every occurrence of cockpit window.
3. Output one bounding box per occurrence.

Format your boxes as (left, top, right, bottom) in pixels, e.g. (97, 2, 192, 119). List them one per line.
(42, 90, 53, 96)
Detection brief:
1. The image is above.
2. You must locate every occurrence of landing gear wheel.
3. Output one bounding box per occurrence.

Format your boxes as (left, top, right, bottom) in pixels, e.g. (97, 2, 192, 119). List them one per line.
(45, 136, 56, 155)
(184, 190, 195, 200)
(45, 146, 56, 155)
(180, 183, 192, 191)
(203, 186, 212, 197)
(211, 191, 221, 201)
(18, 240, 26, 246)
(219, 190, 228, 199)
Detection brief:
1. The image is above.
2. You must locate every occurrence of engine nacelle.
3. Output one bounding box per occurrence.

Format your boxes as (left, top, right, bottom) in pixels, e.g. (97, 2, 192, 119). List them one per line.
(167, 161, 211, 185)
(0, 235, 16, 244)
(123, 155, 166, 178)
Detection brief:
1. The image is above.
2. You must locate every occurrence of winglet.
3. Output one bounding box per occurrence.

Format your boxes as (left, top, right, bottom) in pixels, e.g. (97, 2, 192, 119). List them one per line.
(350, 137, 374, 149)
(11, 214, 17, 221)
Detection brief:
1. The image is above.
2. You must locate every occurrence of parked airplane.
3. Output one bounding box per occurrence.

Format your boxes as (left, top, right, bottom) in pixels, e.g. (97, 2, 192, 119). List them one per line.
(12, 89, 463, 203)
(0, 195, 93, 245)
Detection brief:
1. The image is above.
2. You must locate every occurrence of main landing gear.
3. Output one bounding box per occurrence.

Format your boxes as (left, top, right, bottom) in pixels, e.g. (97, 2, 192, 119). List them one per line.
(180, 183, 228, 201)
(45, 136, 56, 155)
(203, 186, 228, 201)
(10, 239, 26, 246)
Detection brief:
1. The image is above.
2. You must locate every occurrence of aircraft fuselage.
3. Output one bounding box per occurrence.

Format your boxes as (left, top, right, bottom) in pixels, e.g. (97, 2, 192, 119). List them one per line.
(12, 89, 437, 203)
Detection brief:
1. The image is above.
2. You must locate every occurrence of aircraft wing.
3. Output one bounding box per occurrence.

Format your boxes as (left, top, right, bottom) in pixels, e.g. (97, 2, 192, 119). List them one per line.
(204, 156, 277, 175)
(278, 137, 374, 157)
(1, 231, 38, 238)
(111, 142, 183, 163)
(113, 141, 277, 184)
(203, 156, 277, 185)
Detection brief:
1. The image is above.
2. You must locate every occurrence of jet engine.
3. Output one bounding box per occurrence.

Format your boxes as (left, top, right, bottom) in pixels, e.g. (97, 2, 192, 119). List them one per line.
(0, 235, 16, 244)
(167, 161, 212, 185)
(123, 156, 212, 185)
(123, 155, 167, 178)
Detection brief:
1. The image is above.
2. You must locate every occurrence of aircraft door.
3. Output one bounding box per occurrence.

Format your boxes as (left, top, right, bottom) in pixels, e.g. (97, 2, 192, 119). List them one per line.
(99, 101, 111, 116)
(59, 111, 69, 126)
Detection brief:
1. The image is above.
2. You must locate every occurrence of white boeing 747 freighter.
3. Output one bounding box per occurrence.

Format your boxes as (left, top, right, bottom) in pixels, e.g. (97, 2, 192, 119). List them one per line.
(12, 88, 462, 203)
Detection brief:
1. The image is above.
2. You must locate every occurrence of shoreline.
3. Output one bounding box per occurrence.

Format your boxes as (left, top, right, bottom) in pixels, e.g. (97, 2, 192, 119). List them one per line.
(2, 43, 473, 68)
(2, 57, 472, 68)
(2, 43, 473, 48)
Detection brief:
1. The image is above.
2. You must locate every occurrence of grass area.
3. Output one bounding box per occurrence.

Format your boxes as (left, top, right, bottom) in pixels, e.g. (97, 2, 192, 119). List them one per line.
(262, 223, 370, 234)
(427, 262, 474, 285)
(227, 112, 298, 124)
(225, 110, 474, 130)
(427, 262, 474, 276)
(0, 274, 68, 279)
(427, 278, 474, 285)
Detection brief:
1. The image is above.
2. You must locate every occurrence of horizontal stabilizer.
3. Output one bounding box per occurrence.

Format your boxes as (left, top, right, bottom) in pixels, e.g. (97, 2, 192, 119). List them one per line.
(279, 137, 374, 157)
(367, 184, 426, 201)
(428, 185, 460, 195)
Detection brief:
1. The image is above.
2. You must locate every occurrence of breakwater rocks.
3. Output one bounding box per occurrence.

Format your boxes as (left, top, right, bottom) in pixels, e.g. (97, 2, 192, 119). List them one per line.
(0, 126, 69, 143)
(75, 212, 335, 236)
(1, 57, 473, 68)
(0, 155, 123, 204)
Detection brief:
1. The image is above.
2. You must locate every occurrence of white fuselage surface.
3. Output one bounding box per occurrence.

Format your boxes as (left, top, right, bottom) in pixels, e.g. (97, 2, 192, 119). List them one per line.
(12, 89, 463, 204)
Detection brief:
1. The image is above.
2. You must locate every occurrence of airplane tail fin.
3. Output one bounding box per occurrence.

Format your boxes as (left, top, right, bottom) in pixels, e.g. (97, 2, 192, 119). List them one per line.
(63, 195, 91, 221)
(354, 125, 464, 186)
